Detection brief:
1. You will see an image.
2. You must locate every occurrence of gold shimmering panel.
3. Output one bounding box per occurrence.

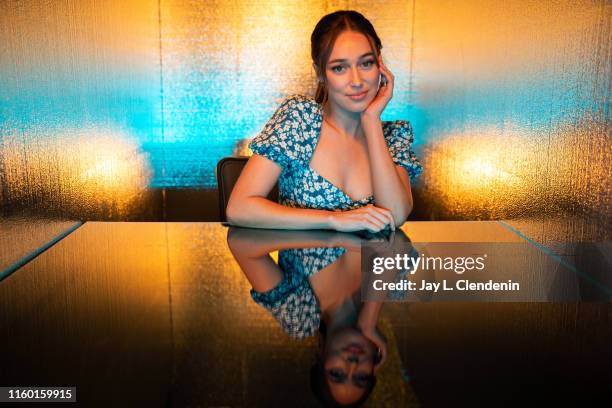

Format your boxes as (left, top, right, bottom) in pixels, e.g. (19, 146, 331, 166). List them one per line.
(411, 0, 611, 242)
(418, 121, 610, 221)
(0, 0, 159, 219)
(159, 0, 414, 160)
(0, 218, 78, 275)
(401, 221, 524, 242)
(0, 128, 153, 219)
(0, 222, 172, 402)
(0, 0, 160, 265)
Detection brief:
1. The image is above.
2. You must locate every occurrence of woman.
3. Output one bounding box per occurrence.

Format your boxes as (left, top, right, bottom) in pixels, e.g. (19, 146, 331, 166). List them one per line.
(227, 10, 422, 233)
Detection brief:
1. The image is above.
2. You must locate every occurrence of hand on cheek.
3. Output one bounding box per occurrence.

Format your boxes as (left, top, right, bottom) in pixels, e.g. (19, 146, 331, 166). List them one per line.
(362, 55, 394, 120)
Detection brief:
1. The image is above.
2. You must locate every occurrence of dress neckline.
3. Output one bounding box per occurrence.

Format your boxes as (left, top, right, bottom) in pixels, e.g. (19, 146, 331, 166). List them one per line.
(307, 100, 375, 204)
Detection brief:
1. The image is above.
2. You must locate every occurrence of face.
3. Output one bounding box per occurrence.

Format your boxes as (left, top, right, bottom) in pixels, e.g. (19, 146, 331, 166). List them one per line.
(323, 327, 377, 404)
(321, 30, 380, 113)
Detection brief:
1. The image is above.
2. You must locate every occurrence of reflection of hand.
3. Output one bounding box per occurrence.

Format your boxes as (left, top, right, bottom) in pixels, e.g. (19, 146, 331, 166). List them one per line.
(328, 231, 389, 250)
(361, 55, 394, 121)
(327, 232, 363, 250)
(329, 204, 396, 233)
(361, 327, 387, 375)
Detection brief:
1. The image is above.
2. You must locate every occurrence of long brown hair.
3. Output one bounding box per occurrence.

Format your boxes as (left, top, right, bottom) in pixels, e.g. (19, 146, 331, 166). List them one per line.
(311, 10, 383, 104)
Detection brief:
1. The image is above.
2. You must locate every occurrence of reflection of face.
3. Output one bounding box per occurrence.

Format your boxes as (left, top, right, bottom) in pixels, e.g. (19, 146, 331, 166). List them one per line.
(324, 327, 377, 405)
(323, 30, 380, 114)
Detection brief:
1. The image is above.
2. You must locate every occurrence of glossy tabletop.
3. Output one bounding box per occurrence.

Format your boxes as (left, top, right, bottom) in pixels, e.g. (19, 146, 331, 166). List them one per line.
(0, 221, 610, 406)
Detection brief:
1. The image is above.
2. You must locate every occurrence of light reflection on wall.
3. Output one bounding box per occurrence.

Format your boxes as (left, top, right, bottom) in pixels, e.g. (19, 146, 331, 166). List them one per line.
(0, 0, 161, 265)
(410, 0, 611, 241)
(1, 127, 151, 219)
(419, 120, 610, 223)
(419, 126, 530, 219)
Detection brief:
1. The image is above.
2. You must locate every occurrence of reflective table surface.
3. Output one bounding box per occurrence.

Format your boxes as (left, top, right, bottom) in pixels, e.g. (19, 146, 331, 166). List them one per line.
(0, 222, 610, 406)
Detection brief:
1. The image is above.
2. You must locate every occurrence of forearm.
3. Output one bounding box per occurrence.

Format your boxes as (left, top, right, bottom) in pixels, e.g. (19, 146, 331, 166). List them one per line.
(227, 243, 284, 293)
(357, 301, 383, 331)
(362, 117, 413, 224)
(226, 196, 334, 230)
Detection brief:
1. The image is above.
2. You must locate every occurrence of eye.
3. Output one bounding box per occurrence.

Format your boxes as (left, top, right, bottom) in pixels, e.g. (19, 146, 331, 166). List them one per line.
(330, 65, 345, 73)
(327, 369, 346, 383)
(353, 373, 373, 387)
(361, 59, 375, 68)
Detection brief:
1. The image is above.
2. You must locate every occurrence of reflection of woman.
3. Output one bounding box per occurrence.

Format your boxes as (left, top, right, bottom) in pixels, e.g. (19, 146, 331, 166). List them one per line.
(227, 227, 388, 406)
(227, 10, 422, 233)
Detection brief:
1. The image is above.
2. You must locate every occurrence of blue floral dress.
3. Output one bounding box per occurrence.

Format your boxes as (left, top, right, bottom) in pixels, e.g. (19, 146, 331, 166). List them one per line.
(249, 94, 423, 211)
(247, 94, 423, 339)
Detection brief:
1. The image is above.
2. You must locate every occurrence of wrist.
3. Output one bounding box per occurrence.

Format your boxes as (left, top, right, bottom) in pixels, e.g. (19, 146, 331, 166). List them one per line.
(360, 111, 381, 124)
(326, 211, 339, 230)
(357, 318, 375, 333)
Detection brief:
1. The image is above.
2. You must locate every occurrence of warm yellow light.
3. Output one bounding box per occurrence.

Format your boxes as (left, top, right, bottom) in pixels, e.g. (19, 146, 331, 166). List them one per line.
(419, 125, 534, 218)
(0, 127, 151, 218)
(419, 118, 608, 219)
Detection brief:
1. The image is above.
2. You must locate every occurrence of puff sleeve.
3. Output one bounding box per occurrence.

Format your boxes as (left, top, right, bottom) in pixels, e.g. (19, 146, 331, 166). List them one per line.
(382, 120, 423, 180)
(250, 273, 320, 340)
(249, 95, 303, 170)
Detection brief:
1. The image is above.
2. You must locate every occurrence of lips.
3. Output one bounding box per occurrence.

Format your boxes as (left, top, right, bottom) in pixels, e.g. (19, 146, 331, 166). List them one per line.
(343, 344, 365, 354)
(347, 91, 368, 101)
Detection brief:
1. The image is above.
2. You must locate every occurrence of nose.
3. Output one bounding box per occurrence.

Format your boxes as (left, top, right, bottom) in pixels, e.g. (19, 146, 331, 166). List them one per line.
(347, 354, 359, 363)
(349, 66, 363, 88)
(347, 357, 359, 377)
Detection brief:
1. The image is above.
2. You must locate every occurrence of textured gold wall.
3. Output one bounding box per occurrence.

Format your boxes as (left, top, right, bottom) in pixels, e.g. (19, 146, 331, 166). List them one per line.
(157, 0, 414, 185)
(0, 0, 161, 271)
(0, 1, 610, 273)
(0, 0, 159, 222)
(408, 0, 610, 244)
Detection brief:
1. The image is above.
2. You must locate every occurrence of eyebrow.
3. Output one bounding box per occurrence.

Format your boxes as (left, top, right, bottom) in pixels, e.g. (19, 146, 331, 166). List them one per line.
(328, 52, 375, 64)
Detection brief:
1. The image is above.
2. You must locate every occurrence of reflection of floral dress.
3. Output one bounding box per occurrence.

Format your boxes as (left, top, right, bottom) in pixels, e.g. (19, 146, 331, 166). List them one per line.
(249, 94, 423, 211)
(251, 247, 345, 339)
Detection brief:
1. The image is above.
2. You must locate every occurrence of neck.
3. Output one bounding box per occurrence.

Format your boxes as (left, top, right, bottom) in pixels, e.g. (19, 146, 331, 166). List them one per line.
(323, 99, 362, 138)
(323, 298, 359, 331)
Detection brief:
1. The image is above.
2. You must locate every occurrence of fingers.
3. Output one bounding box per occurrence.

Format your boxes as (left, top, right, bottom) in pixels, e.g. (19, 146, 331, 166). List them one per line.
(364, 213, 386, 232)
(374, 345, 388, 375)
(367, 210, 390, 231)
(333, 206, 397, 233)
(378, 56, 394, 82)
(366, 205, 395, 231)
(378, 56, 394, 96)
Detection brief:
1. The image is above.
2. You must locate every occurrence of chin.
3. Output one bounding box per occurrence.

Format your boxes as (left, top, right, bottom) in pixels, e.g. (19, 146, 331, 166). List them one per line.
(345, 105, 366, 114)
(343, 99, 371, 113)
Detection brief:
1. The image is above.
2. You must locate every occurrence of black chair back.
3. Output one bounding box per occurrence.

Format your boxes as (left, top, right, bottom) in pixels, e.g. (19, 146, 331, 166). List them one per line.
(216, 156, 279, 221)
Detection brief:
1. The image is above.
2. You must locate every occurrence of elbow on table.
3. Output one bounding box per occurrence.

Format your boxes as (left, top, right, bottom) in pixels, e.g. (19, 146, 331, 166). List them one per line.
(225, 198, 246, 226)
(394, 202, 413, 226)
(394, 214, 407, 227)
